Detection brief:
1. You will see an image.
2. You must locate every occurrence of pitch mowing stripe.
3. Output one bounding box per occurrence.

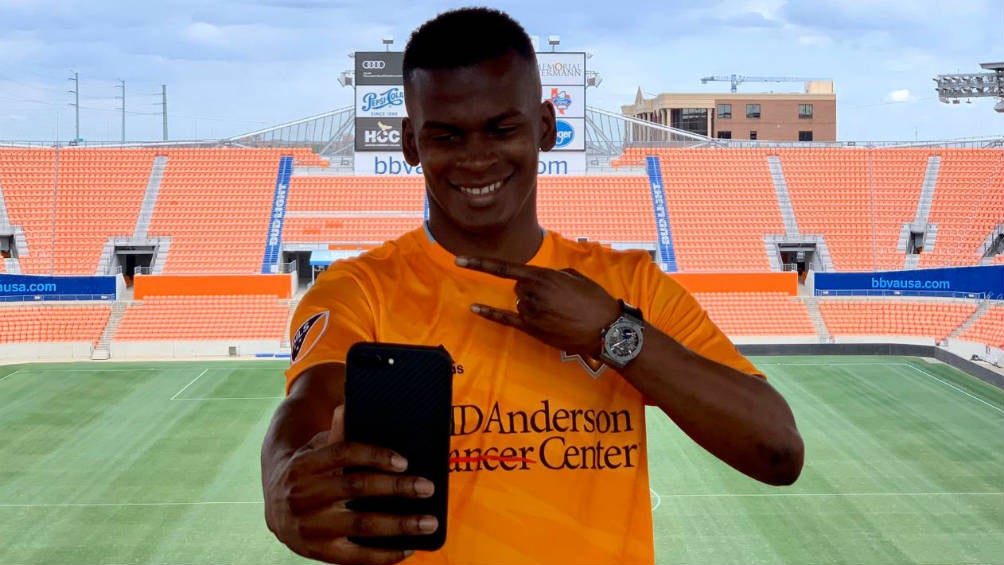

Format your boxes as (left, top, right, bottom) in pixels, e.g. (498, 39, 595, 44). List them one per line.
(0, 501, 262, 507)
(171, 396, 282, 400)
(659, 492, 1003, 498)
(170, 369, 209, 400)
(902, 363, 1004, 414)
(0, 369, 21, 384)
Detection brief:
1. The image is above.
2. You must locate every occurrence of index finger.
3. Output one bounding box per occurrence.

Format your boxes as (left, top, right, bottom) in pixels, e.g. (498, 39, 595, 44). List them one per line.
(456, 256, 548, 281)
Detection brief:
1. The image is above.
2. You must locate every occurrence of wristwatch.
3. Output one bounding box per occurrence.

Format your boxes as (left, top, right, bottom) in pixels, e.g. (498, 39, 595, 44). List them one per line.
(599, 300, 645, 369)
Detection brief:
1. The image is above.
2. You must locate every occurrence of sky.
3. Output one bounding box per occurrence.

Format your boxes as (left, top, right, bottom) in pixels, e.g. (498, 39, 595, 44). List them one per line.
(0, 0, 1001, 143)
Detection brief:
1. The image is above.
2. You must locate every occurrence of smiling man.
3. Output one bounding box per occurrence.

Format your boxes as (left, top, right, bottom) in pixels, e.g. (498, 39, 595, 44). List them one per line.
(261, 7, 804, 565)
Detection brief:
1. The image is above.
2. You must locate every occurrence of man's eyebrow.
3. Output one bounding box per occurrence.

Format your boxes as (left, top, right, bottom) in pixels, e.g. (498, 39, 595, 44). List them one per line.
(422, 111, 525, 132)
(487, 110, 524, 124)
(421, 121, 461, 132)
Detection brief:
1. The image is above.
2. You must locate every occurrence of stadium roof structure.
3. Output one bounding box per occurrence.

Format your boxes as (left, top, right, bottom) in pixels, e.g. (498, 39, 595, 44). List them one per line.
(224, 105, 721, 169)
(223, 105, 1004, 169)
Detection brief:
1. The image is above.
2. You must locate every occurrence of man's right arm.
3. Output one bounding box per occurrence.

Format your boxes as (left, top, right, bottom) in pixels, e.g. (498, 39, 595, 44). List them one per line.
(261, 363, 439, 565)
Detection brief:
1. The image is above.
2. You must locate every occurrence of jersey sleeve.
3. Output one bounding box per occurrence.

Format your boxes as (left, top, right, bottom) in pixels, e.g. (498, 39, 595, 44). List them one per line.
(631, 256, 765, 379)
(284, 264, 376, 393)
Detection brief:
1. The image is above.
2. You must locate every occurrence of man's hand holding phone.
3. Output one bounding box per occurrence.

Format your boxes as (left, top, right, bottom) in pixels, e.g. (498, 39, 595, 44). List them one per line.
(264, 404, 438, 565)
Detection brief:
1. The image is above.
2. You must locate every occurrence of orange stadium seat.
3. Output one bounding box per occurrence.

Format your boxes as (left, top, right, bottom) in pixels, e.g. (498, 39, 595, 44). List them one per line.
(918, 149, 1004, 268)
(692, 292, 816, 336)
(818, 300, 977, 340)
(957, 305, 1004, 348)
(652, 148, 783, 271)
(0, 304, 111, 344)
(146, 148, 300, 274)
(114, 294, 288, 341)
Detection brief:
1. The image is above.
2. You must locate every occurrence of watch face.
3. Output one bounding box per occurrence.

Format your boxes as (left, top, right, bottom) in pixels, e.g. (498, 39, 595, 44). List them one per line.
(605, 321, 642, 359)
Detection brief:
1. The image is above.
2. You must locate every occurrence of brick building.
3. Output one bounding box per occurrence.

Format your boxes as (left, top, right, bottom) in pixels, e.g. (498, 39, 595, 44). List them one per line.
(622, 81, 837, 142)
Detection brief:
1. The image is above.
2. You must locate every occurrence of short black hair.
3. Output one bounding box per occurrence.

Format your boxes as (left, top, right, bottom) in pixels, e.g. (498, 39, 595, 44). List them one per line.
(402, 7, 536, 85)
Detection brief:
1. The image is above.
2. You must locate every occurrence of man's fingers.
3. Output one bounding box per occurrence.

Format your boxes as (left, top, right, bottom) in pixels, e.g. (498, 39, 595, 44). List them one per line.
(327, 404, 345, 446)
(456, 256, 546, 282)
(292, 472, 435, 509)
(471, 304, 525, 329)
(293, 440, 408, 476)
(298, 508, 439, 539)
(312, 538, 414, 565)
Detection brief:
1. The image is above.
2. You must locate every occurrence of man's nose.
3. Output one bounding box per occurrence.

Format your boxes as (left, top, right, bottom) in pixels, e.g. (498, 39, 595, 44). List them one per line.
(455, 133, 499, 171)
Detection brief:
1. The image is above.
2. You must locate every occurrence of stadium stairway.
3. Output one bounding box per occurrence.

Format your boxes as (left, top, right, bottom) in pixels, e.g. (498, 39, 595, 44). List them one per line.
(800, 296, 832, 342)
(91, 300, 130, 360)
(902, 156, 942, 269)
(947, 300, 996, 341)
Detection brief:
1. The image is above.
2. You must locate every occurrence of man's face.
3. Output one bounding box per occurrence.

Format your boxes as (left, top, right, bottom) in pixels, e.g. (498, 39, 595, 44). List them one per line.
(402, 52, 557, 234)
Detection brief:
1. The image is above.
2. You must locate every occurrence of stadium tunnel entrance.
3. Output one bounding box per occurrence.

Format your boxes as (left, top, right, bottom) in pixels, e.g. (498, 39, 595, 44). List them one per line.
(282, 251, 313, 288)
(777, 242, 820, 283)
(113, 245, 155, 286)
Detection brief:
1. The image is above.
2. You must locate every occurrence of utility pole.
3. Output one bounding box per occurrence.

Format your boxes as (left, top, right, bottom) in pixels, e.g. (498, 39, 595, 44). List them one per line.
(67, 71, 80, 142)
(118, 79, 126, 144)
(161, 84, 168, 141)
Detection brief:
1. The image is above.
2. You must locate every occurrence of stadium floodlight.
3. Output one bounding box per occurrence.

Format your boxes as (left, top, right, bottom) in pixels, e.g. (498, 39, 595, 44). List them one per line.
(586, 70, 603, 88)
(548, 35, 560, 51)
(934, 61, 1003, 112)
(382, 36, 394, 51)
(337, 70, 354, 88)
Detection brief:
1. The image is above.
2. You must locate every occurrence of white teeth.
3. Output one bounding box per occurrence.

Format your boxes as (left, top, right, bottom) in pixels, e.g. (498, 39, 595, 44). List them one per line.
(458, 180, 502, 196)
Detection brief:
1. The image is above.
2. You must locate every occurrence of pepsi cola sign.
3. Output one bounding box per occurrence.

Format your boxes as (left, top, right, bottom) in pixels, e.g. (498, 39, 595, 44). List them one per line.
(356, 86, 407, 118)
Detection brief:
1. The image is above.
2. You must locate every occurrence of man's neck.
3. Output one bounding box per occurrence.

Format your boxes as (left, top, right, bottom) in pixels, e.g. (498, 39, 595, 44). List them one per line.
(426, 214, 544, 264)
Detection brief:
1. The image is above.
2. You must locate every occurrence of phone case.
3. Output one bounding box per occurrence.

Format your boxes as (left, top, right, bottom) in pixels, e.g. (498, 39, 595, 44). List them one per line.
(344, 342, 454, 551)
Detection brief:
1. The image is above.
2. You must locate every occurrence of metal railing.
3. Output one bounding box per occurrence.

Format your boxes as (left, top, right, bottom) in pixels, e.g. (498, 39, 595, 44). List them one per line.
(0, 293, 115, 302)
(814, 289, 995, 300)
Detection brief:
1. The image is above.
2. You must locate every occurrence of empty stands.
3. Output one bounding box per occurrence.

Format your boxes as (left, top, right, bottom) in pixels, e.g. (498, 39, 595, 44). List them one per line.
(655, 148, 783, 271)
(146, 148, 291, 274)
(957, 305, 1004, 348)
(537, 176, 656, 242)
(919, 149, 1004, 268)
(692, 292, 816, 336)
(0, 304, 110, 344)
(0, 148, 153, 275)
(779, 148, 928, 272)
(114, 295, 287, 341)
(818, 300, 977, 340)
(284, 175, 424, 243)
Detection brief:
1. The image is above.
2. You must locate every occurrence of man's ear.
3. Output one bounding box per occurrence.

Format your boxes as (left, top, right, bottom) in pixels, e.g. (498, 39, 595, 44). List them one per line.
(538, 100, 557, 152)
(402, 117, 420, 166)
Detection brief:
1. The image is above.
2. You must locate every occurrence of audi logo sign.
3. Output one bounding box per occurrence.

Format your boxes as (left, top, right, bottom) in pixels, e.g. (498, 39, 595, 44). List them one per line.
(361, 60, 386, 70)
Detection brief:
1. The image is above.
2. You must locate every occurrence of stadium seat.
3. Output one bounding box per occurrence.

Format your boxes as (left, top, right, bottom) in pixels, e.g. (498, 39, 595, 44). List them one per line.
(114, 294, 288, 341)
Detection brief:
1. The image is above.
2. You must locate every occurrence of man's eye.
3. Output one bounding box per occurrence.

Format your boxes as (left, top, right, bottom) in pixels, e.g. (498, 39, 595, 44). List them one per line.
(494, 126, 517, 136)
(432, 133, 459, 143)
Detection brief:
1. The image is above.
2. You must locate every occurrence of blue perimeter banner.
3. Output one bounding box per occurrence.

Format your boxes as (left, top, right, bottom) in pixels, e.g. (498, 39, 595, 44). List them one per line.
(815, 265, 1003, 299)
(645, 156, 677, 272)
(0, 274, 117, 301)
(262, 155, 293, 274)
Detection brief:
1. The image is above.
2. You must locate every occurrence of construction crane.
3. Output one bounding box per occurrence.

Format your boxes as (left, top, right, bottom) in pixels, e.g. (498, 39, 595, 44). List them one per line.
(700, 74, 830, 93)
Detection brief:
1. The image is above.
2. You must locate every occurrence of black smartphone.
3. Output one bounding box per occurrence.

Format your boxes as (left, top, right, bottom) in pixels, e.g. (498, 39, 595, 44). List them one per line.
(343, 342, 454, 551)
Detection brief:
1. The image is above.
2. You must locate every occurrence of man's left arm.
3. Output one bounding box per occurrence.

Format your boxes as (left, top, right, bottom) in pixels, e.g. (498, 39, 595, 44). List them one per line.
(618, 321, 803, 486)
(456, 255, 804, 487)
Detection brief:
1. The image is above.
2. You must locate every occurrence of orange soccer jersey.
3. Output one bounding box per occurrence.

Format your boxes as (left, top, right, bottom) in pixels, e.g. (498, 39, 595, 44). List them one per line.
(286, 226, 762, 565)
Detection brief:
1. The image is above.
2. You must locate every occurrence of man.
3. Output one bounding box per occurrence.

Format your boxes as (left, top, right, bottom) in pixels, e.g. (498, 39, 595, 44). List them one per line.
(261, 7, 804, 565)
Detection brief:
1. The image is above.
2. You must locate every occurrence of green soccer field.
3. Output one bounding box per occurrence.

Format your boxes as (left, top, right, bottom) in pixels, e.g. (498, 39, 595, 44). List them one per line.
(0, 356, 1001, 565)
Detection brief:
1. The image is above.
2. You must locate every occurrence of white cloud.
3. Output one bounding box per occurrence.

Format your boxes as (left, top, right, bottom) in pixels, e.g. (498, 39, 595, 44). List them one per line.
(886, 89, 914, 102)
(184, 22, 228, 46)
(798, 34, 833, 47)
